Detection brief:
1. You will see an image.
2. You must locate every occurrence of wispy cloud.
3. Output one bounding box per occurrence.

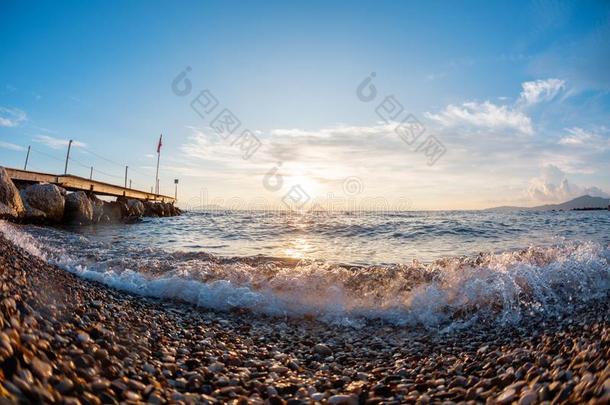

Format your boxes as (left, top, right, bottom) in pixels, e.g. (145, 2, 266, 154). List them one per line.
(426, 78, 570, 136)
(426, 100, 533, 135)
(34, 135, 86, 149)
(0, 141, 25, 151)
(518, 78, 565, 106)
(558, 127, 610, 149)
(0, 107, 26, 127)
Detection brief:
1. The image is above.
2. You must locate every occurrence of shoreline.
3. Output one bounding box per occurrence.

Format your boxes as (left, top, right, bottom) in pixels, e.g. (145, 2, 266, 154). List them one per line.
(0, 231, 609, 404)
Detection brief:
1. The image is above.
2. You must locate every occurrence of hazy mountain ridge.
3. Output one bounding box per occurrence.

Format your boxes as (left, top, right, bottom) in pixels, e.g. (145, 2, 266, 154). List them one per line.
(487, 195, 610, 211)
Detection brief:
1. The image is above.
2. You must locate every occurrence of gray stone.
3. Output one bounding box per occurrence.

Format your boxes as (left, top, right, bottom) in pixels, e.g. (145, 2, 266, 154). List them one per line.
(127, 199, 145, 217)
(0, 167, 25, 219)
(101, 201, 122, 223)
(64, 191, 93, 224)
(20, 183, 65, 223)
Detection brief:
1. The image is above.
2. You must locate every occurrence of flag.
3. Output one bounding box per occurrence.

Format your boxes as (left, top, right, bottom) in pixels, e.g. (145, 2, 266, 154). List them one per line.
(157, 134, 163, 153)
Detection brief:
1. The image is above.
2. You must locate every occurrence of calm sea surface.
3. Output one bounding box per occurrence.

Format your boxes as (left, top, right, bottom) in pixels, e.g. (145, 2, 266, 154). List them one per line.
(62, 209, 610, 265)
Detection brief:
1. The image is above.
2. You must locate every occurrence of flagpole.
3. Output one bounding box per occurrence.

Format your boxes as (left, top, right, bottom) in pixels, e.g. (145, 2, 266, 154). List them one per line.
(155, 134, 161, 194)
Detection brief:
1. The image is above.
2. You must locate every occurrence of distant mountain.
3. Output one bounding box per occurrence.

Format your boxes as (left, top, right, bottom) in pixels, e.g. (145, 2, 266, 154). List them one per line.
(486, 195, 610, 211)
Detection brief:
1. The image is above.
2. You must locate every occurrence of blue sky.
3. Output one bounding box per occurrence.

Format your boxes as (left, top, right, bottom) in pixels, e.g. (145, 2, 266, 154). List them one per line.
(1, 0, 609, 209)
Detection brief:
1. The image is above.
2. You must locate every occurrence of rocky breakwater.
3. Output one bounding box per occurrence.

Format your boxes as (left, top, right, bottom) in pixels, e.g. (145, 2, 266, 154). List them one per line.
(0, 167, 182, 225)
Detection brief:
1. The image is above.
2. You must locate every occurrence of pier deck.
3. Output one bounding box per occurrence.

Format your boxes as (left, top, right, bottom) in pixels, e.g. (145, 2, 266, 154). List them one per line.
(5, 167, 175, 203)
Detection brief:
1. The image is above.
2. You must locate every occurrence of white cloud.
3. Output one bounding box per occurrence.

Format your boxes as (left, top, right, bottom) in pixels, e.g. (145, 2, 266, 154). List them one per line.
(558, 127, 592, 145)
(426, 101, 533, 135)
(426, 78, 571, 137)
(528, 164, 609, 203)
(180, 129, 238, 161)
(558, 127, 610, 149)
(519, 78, 565, 105)
(0, 141, 25, 151)
(34, 135, 86, 149)
(0, 107, 26, 127)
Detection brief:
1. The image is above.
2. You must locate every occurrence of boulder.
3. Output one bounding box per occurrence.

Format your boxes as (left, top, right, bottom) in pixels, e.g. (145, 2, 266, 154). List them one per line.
(169, 204, 182, 216)
(144, 201, 160, 217)
(158, 203, 168, 217)
(22, 205, 47, 223)
(64, 191, 93, 224)
(0, 167, 25, 220)
(142, 201, 182, 217)
(127, 199, 145, 217)
(89, 194, 105, 223)
(116, 196, 133, 217)
(20, 183, 66, 223)
(115, 197, 145, 218)
(101, 201, 122, 223)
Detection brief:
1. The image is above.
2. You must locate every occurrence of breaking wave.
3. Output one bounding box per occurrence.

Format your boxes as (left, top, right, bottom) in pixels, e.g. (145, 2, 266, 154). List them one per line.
(1, 220, 609, 328)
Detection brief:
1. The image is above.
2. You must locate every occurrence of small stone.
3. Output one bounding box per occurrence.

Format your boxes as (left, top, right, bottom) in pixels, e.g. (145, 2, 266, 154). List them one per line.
(208, 362, 225, 372)
(55, 377, 75, 394)
(93, 349, 108, 361)
(143, 363, 156, 374)
(356, 372, 369, 381)
(123, 391, 142, 401)
(269, 366, 289, 374)
(77, 331, 90, 344)
(477, 345, 489, 354)
(31, 357, 52, 380)
(311, 392, 325, 401)
(518, 389, 537, 405)
(147, 393, 164, 404)
(496, 387, 516, 405)
(328, 394, 358, 405)
(314, 343, 333, 356)
(91, 378, 111, 391)
(450, 375, 467, 388)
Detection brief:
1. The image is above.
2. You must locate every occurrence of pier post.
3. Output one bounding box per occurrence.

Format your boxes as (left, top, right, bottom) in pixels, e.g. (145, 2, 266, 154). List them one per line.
(90, 167, 93, 180)
(24, 146, 31, 170)
(124, 166, 128, 188)
(64, 140, 73, 174)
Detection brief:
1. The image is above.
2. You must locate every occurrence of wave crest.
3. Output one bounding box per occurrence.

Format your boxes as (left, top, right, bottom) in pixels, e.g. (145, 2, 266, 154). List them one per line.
(1, 221, 608, 328)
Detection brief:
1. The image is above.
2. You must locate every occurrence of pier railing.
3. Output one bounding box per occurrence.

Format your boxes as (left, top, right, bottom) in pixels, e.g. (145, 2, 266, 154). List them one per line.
(6, 167, 176, 203)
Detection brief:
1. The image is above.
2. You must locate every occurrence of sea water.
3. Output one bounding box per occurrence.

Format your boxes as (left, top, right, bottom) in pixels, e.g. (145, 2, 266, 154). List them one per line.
(1, 209, 609, 327)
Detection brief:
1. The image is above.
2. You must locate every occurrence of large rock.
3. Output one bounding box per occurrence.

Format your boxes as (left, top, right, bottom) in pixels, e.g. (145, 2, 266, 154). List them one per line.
(115, 196, 130, 217)
(169, 204, 182, 216)
(127, 199, 145, 217)
(64, 191, 93, 224)
(22, 205, 47, 223)
(142, 201, 181, 217)
(101, 201, 122, 223)
(89, 194, 105, 223)
(20, 184, 66, 223)
(144, 201, 161, 217)
(115, 197, 145, 221)
(0, 167, 25, 220)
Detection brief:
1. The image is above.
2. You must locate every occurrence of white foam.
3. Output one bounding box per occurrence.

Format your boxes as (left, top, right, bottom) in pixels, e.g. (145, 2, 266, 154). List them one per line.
(1, 221, 609, 327)
(0, 221, 46, 258)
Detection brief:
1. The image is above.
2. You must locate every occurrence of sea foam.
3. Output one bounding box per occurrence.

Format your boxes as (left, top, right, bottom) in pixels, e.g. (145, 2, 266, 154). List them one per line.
(1, 220, 608, 328)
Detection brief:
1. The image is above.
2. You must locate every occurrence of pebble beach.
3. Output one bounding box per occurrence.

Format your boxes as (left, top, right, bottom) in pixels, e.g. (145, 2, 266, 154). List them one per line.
(1, 233, 609, 404)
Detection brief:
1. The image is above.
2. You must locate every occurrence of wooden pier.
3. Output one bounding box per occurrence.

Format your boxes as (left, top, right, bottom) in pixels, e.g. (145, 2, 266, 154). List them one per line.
(6, 167, 175, 203)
